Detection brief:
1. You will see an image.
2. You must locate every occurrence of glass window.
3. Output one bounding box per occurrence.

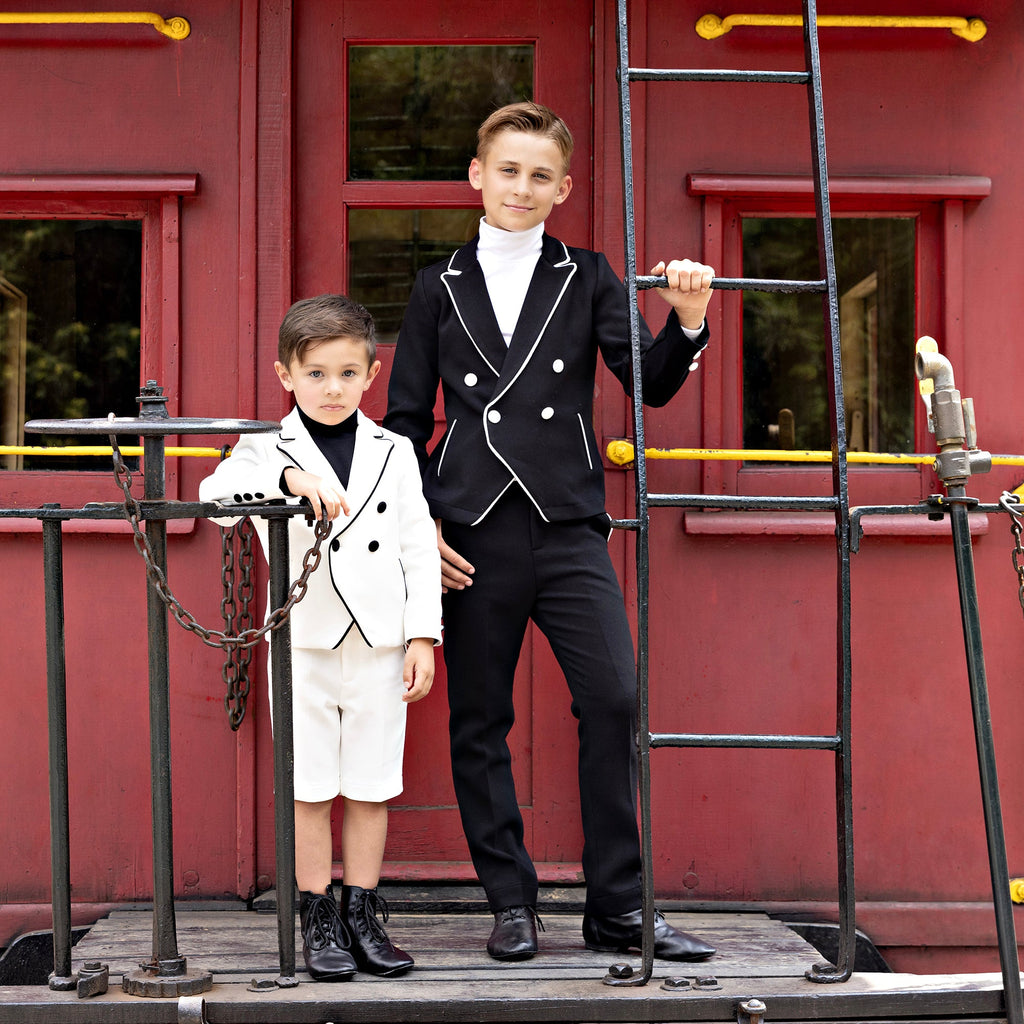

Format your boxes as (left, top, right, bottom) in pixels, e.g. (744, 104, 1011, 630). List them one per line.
(345, 42, 535, 339)
(0, 219, 142, 471)
(348, 44, 533, 180)
(741, 217, 915, 456)
(348, 208, 481, 341)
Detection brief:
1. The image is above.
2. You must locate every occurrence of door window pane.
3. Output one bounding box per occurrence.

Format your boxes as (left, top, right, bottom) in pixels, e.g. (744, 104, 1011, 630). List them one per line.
(348, 44, 533, 180)
(348, 208, 481, 342)
(742, 217, 915, 456)
(0, 220, 142, 471)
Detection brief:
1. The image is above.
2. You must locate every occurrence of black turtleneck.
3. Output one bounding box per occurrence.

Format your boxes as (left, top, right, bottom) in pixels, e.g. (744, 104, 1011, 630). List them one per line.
(281, 407, 358, 493)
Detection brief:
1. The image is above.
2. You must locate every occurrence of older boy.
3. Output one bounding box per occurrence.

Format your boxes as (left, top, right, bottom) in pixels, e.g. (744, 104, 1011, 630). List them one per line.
(385, 102, 715, 961)
(200, 295, 441, 980)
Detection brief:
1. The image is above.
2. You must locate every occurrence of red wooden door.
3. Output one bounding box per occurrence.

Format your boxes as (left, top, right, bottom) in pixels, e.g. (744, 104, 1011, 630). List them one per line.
(293, 0, 595, 880)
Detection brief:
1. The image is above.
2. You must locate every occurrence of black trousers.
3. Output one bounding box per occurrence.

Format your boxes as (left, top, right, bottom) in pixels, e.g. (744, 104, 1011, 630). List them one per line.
(441, 488, 643, 917)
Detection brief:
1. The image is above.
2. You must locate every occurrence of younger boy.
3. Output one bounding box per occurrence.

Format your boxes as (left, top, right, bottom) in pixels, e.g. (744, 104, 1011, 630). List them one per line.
(385, 102, 716, 961)
(200, 294, 441, 980)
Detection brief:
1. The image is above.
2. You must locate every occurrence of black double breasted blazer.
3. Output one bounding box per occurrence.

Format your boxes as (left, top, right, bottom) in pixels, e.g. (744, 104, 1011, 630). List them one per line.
(384, 232, 709, 525)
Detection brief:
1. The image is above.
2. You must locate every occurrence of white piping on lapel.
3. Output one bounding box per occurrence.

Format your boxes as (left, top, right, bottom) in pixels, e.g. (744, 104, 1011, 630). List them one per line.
(441, 249, 501, 378)
(435, 418, 457, 477)
(471, 478, 514, 527)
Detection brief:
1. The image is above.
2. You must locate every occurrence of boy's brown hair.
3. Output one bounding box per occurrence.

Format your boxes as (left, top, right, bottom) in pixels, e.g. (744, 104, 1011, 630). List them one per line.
(278, 293, 376, 367)
(476, 101, 574, 175)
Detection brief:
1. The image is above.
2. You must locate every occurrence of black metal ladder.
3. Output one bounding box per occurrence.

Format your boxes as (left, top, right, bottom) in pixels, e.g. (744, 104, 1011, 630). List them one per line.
(611, 0, 854, 987)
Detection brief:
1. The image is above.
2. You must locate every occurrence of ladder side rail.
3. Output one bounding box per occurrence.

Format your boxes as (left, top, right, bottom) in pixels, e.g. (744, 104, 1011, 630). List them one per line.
(614, 0, 657, 987)
(802, 0, 856, 983)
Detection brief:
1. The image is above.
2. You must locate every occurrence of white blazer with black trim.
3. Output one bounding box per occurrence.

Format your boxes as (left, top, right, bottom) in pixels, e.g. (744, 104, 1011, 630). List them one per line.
(199, 407, 442, 650)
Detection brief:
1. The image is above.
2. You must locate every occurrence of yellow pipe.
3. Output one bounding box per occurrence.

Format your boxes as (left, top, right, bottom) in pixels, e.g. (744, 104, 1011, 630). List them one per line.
(0, 445, 223, 458)
(0, 11, 190, 40)
(605, 440, 1024, 469)
(605, 440, 934, 466)
(696, 14, 986, 42)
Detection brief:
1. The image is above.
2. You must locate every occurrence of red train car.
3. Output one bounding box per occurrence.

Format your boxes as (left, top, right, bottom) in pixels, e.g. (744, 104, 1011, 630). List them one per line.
(1, 0, 1022, 977)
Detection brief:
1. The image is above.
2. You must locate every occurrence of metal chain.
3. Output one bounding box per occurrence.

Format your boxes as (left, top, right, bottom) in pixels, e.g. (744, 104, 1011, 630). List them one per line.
(220, 518, 256, 730)
(999, 491, 1024, 620)
(109, 436, 330, 653)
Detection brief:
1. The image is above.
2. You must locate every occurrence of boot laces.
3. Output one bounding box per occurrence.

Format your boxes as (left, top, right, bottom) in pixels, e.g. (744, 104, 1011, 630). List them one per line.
(497, 905, 545, 932)
(304, 894, 350, 950)
(358, 889, 391, 943)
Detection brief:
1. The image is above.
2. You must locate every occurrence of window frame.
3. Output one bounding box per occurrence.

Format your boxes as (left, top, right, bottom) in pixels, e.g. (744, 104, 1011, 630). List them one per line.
(0, 174, 197, 521)
(690, 173, 990, 508)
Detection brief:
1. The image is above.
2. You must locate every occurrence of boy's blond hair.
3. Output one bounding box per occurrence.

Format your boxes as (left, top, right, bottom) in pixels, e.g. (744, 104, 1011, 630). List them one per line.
(278, 293, 376, 367)
(476, 101, 574, 175)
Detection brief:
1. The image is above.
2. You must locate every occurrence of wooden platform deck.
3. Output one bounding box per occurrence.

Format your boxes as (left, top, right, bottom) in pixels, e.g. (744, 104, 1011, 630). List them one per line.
(0, 901, 1018, 1023)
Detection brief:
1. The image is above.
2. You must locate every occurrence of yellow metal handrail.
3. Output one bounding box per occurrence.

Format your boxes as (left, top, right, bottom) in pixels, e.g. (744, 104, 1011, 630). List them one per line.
(605, 440, 1024, 469)
(0, 11, 190, 40)
(0, 445, 221, 458)
(6, 441, 1022, 470)
(696, 14, 986, 42)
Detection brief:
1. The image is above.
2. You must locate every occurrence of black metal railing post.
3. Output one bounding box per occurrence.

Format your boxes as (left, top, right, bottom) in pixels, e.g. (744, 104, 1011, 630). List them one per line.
(119, 383, 213, 997)
(268, 515, 299, 987)
(41, 510, 75, 991)
(916, 349, 1023, 1024)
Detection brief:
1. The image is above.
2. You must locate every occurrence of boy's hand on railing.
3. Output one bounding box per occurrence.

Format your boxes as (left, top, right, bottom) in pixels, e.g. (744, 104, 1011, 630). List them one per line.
(649, 258, 715, 331)
(283, 467, 350, 522)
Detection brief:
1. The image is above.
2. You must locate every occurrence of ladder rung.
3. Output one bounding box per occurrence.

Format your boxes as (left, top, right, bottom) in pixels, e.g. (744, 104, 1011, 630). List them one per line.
(637, 275, 826, 294)
(626, 67, 809, 84)
(651, 732, 842, 750)
(610, 494, 841, 530)
(647, 494, 841, 511)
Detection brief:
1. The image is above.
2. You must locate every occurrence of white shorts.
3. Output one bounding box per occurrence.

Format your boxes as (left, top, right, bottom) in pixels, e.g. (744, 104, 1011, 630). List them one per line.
(269, 634, 408, 803)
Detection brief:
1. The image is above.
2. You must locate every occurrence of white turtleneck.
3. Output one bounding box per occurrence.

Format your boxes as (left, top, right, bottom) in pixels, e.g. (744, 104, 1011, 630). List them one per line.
(477, 217, 544, 346)
(476, 216, 706, 345)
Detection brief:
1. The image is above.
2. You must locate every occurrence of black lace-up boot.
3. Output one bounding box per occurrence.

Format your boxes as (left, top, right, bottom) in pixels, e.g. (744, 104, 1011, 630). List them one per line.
(298, 887, 357, 981)
(341, 884, 414, 976)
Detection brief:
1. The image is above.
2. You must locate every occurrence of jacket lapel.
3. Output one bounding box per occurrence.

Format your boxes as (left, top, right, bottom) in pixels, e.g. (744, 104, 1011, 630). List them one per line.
(442, 240, 508, 378)
(276, 408, 341, 489)
(334, 412, 394, 535)
(497, 235, 577, 392)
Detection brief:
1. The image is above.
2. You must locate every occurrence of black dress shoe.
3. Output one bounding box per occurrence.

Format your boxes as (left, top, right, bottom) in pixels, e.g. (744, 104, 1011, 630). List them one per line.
(342, 885, 415, 976)
(583, 909, 716, 962)
(487, 905, 543, 961)
(299, 888, 357, 981)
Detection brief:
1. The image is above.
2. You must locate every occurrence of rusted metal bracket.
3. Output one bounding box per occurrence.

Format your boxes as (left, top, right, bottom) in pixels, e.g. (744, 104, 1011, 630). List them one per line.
(75, 961, 109, 998)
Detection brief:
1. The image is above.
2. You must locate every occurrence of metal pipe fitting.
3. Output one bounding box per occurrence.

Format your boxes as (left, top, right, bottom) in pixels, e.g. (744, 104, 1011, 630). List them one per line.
(915, 348, 956, 392)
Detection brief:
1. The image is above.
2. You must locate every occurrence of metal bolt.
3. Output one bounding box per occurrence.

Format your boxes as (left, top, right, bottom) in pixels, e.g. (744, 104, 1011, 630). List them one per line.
(661, 976, 691, 991)
(695, 975, 721, 989)
(607, 962, 633, 979)
(738, 996, 767, 1024)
